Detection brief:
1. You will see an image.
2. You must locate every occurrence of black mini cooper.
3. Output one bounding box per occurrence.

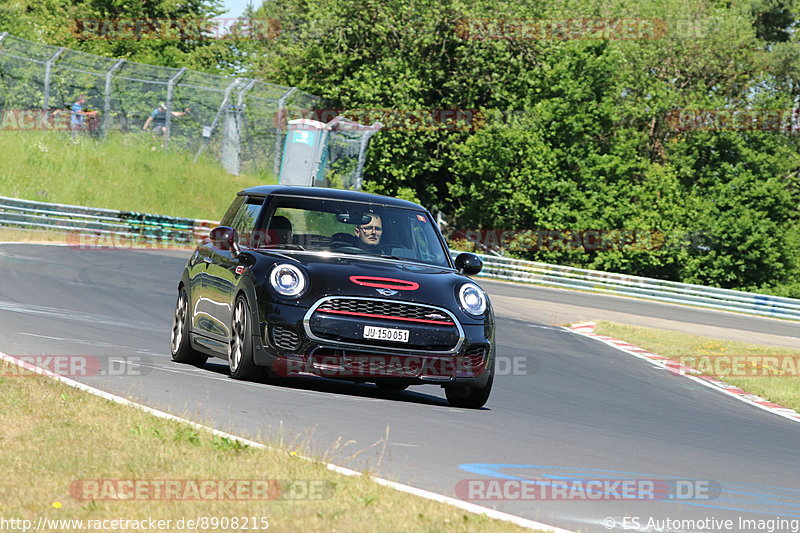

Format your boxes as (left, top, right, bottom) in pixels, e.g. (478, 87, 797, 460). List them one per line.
(170, 185, 494, 408)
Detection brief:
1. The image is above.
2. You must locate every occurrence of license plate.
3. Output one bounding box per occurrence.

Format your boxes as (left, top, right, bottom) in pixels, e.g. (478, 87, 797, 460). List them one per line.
(363, 325, 409, 343)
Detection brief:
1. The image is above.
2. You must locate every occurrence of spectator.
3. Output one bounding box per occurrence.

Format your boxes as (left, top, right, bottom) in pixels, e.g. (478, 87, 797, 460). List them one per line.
(142, 102, 189, 137)
(69, 95, 97, 141)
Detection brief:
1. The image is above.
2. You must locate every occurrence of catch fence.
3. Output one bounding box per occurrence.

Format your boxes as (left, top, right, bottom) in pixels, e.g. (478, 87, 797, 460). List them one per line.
(0, 32, 374, 185)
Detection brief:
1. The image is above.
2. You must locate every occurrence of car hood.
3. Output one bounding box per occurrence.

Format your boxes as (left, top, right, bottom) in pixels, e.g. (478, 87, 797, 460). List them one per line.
(254, 250, 490, 320)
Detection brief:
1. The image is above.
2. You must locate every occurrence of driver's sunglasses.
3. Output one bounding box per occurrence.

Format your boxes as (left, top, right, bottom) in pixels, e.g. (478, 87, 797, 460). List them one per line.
(359, 225, 382, 232)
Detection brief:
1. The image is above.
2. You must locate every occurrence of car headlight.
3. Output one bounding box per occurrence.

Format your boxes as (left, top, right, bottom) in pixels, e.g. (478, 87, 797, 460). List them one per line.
(458, 283, 487, 316)
(270, 264, 306, 297)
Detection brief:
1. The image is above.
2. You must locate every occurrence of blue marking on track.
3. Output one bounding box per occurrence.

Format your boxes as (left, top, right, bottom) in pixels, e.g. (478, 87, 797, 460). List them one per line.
(458, 464, 800, 517)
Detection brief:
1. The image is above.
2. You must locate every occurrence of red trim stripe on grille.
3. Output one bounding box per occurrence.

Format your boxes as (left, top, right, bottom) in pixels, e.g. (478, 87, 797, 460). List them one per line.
(317, 308, 454, 325)
(348, 276, 419, 290)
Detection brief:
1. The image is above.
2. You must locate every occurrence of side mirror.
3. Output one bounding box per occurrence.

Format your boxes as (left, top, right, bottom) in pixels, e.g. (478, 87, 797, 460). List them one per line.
(209, 226, 241, 257)
(454, 252, 482, 276)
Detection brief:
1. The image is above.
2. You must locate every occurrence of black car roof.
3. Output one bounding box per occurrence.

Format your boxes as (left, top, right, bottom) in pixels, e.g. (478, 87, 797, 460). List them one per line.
(239, 185, 425, 210)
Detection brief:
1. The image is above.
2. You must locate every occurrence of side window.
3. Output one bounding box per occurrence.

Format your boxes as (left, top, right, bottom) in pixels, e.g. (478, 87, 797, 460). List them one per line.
(228, 196, 263, 247)
(410, 214, 446, 264)
(219, 196, 245, 227)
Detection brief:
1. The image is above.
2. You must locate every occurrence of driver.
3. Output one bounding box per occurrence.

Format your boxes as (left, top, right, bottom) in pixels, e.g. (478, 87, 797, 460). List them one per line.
(354, 214, 383, 250)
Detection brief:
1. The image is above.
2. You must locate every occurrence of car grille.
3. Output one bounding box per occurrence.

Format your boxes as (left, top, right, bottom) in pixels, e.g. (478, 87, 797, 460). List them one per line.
(307, 297, 462, 353)
(271, 325, 301, 351)
(315, 298, 455, 325)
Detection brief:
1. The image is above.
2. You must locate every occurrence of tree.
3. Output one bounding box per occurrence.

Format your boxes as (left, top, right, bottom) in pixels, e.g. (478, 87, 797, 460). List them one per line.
(0, 0, 225, 68)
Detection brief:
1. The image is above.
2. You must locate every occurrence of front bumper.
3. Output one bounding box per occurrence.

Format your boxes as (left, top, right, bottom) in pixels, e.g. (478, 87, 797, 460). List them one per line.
(254, 299, 493, 385)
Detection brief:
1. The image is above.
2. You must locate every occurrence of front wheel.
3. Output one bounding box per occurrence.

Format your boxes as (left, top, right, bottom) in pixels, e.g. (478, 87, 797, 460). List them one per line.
(170, 287, 207, 366)
(444, 363, 494, 409)
(229, 295, 262, 380)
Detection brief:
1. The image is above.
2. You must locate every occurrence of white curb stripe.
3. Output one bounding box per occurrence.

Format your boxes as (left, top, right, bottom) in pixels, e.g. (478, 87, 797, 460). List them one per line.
(0, 351, 573, 533)
(566, 322, 800, 424)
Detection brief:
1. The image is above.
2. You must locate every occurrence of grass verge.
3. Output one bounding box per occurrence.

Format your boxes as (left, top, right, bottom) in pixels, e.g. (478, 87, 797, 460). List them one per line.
(594, 321, 800, 412)
(0, 227, 74, 244)
(0, 361, 540, 533)
(0, 131, 271, 221)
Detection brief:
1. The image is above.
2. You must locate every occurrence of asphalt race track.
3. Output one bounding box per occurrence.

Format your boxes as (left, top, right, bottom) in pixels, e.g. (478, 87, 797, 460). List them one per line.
(1, 243, 799, 532)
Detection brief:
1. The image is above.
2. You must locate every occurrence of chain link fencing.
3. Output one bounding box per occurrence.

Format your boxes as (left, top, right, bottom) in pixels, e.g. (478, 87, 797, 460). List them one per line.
(0, 32, 376, 187)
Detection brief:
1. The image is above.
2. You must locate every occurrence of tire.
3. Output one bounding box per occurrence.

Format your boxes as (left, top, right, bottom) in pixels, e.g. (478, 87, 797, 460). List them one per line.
(170, 287, 208, 366)
(444, 361, 494, 409)
(229, 295, 262, 380)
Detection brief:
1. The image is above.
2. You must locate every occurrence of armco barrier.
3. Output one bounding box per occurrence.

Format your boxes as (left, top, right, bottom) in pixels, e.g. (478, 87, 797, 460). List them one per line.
(450, 251, 800, 322)
(1, 196, 797, 322)
(0, 196, 215, 244)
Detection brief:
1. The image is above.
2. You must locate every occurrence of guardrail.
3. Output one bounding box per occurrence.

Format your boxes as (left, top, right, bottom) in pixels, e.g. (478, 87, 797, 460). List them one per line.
(451, 251, 800, 322)
(2, 196, 797, 322)
(0, 196, 215, 244)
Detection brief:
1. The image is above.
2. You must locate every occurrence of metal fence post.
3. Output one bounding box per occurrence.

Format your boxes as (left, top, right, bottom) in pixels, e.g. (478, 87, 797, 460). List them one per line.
(221, 106, 242, 175)
(0, 32, 8, 45)
(193, 78, 243, 163)
(236, 80, 257, 106)
(164, 67, 187, 147)
(353, 124, 381, 190)
(273, 87, 298, 177)
(219, 80, 256, 174)
(102, 59, 125, 137)
(43, 47, 65, 110)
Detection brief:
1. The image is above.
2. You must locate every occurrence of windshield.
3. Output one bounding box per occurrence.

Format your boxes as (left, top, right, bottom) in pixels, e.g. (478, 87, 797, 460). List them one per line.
(252, 196, 451, 268)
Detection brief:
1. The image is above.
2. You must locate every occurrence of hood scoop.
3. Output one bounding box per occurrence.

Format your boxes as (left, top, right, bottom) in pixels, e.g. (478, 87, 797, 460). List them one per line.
(348, 276, 419, 291)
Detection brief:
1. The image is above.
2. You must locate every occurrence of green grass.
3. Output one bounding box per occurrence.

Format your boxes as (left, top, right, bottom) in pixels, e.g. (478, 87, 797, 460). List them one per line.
(0, 361, 540, 533)
(0, 131, 272, 221)
(594, 321, 800, 412)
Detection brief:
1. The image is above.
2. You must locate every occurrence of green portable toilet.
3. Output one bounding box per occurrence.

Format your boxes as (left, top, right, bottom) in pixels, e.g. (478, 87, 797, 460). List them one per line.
(278, 118, 331, 186)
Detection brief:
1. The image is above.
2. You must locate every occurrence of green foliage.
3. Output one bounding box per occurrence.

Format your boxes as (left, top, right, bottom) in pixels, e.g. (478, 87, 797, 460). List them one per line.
(3, 0, 799, 295)
(0, 0, 225, 68)
(233, 0, 800, 296)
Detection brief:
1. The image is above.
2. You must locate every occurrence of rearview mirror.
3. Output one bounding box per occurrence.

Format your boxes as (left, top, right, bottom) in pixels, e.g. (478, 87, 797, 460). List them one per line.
(336, 212, 374, 225)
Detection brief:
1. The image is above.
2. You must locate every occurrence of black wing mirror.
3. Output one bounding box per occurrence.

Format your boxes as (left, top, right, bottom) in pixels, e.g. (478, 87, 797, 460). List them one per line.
(209, 226, 241, 257)
(454, 252, 482, 275)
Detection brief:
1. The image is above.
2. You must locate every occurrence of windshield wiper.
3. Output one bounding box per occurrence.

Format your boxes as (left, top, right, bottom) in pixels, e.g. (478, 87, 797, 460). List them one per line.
(259, 244, 306, 251)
